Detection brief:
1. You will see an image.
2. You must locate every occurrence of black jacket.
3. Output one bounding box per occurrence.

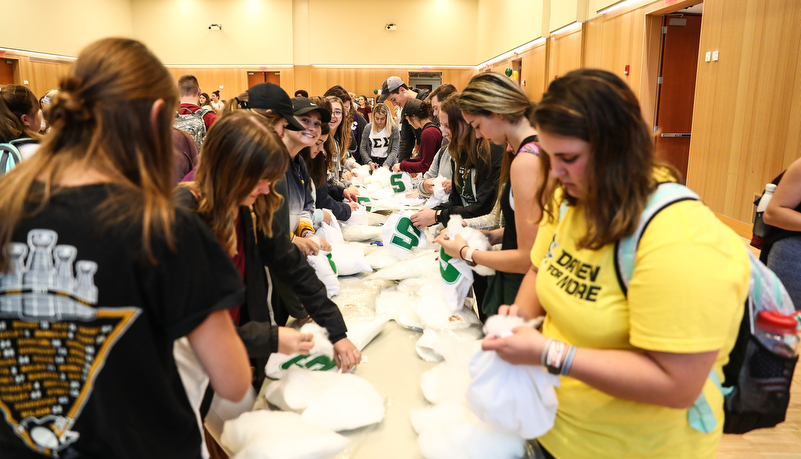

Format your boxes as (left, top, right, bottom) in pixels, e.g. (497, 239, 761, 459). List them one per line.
(397, 88, 431, 163)
(174, 188, 348, 376)
(314, 181, 352, 222)
(435, 142, 504, 225)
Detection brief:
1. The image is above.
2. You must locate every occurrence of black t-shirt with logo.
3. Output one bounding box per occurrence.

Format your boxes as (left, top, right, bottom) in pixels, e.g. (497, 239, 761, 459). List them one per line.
(0, 184, 244, 458)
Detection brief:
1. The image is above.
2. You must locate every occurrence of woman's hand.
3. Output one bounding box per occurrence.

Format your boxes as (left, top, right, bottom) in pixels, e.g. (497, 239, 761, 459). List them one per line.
(313, 236, 332, 252)
(277, 327, 314, 355)
(342, 170, 353, 181)
(442, 179, 452, 194)
(322, 210, 333, 225)
(343, 188, 359, 201)
(405, 190, 421, 199)
(423, 179, 435, 194)
(481, 325, 546, 366)
(369, 161, 378, 171)
(347, 201, 360, 211)
(410, 208, 437, 229)
(332, 338, 361, 372)
(433, 232, 467, 259)
(392, 164, 401, 173)
(293, 236, 320, 256)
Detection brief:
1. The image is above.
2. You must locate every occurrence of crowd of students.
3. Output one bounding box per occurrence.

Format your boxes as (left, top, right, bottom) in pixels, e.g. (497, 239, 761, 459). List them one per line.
(0, 37, 796, 459)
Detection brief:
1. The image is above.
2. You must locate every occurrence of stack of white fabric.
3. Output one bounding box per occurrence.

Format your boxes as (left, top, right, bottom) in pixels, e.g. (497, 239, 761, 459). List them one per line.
(410, 334, 527, 459)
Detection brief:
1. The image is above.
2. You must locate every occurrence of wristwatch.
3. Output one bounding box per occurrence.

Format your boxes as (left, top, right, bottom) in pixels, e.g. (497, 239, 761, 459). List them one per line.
(435, 210, 442, 223)
(464, 247, 476, 267)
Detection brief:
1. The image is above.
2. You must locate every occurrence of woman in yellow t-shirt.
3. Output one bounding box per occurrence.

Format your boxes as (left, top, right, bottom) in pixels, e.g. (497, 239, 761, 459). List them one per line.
(482, 69, 750, 459)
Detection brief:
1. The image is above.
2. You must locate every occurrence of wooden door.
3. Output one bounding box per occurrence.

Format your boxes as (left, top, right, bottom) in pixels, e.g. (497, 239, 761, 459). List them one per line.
(654, 15, 702, 181)
(266, 72, 280, 86)
(247, 71, 265, 88)
(0, 59, 14, 85)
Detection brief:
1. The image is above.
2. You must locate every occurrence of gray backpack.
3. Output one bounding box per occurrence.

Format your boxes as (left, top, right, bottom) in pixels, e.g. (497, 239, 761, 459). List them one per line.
(174, 106, 209, 152)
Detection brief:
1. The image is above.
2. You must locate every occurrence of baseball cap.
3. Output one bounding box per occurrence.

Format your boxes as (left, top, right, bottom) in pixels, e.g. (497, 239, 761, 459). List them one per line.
(242, 83, 304, 131)
(404, 98, 425, 117)
(291, 97, 332, 124)
(377, 76, 405, 103)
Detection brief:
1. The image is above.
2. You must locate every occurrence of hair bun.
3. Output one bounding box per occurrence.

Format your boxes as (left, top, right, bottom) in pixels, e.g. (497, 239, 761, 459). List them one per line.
(49, 77, 92, 127)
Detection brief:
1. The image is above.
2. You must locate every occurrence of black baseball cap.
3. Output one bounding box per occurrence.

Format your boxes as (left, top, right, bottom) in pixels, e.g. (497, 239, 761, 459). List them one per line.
(404, 98, 425, 117)
(242, 83, 304, 131)
(291, 97, 332, 123)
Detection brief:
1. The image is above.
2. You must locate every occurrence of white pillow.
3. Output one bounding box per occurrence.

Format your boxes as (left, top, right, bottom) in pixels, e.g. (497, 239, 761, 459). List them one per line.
(329, 243, 372, 276)
(221, 410, 348, 459)
(306, 251, 339, 297)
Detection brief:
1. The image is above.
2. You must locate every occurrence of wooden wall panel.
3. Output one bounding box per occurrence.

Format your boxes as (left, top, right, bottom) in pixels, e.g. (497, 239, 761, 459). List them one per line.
(307, 68, 475, 101)
(25, 60, 71, 99)
(521, 43, 548, 101)
(686, 0, 801, 223)
(547, 29, 583, 82)
(166, 67, 252, 102)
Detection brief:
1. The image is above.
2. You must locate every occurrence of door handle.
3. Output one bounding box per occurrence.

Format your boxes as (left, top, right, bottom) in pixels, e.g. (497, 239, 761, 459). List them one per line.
(660, 133, 691, 138)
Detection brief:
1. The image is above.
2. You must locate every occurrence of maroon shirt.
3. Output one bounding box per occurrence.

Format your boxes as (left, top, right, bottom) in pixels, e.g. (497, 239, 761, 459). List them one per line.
(179, 103, 218, 131)
(399, 122, 442, 174)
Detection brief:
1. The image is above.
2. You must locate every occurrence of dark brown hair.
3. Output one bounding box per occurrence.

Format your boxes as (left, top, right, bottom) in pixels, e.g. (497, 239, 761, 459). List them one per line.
(184, 111, 289, 255)
(429, 83, 458, 105)
(177, 74, 199, 98)
(301, 122, 331, 189)
(533, 68, 678, 250)
(0, 84, 42, 141)
(0, 38, 179, 271)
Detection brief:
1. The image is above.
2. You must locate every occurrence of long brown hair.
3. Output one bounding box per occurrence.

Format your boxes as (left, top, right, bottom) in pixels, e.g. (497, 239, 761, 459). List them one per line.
(533, 68, 678, 250)
(310, 96, 335, 175)
(0, 38, 178, 271)
(184, 111, 289, 256)
(0, 84, 43, 141)
(440, 94, 492, 174)
(460, 72, 535, 203)
(301, 122, 331, 189)
(326, 95, 351, 167)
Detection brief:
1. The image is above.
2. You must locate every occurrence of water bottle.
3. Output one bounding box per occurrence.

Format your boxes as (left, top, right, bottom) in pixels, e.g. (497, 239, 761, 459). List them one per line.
(755, 310, 800, 358)
(753, 184, 777, 238)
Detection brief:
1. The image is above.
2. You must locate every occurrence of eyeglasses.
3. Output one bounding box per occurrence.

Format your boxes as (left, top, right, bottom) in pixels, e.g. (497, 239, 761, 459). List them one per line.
(331, 110, 343, 117)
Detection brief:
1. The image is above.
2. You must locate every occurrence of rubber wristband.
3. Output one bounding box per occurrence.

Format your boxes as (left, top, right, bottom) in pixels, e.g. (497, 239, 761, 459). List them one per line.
(458, 245, 469, 260)
(541, 339, 554, 366)
(561, 345, 577, 376)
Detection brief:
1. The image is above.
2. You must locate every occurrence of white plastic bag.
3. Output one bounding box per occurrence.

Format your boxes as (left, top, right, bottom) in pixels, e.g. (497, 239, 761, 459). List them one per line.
(445, 215, 495, 276)
(466, 316, 560, 439)
(343, 205, 368, 225)
(438, 245, 474, 312)
(411, 402, 526, 459)
(329, 243, 372, 275)
(424, 176, 450, 209)
(389, 171, 414, 194)
(364, 248, 400, 270)
(366, 250, 438, 280)
(341, 224, 383, 242)
(306, 250, 339, 297)
(220, 410, 348, 459)
(381, 210, 427, 259)
(264, 324, 338, 379)
(315, 217, 344, 244)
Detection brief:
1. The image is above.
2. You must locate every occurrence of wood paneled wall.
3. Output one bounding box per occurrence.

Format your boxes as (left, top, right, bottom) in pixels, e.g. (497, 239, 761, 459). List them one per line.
(6, 56, 73, 100)
(521, 43, 549, 101)
(686, 0, 801, 223)
(547, 29, 583, 82)
(165, 67, 267, 102)
(304, 68, 476, 100)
